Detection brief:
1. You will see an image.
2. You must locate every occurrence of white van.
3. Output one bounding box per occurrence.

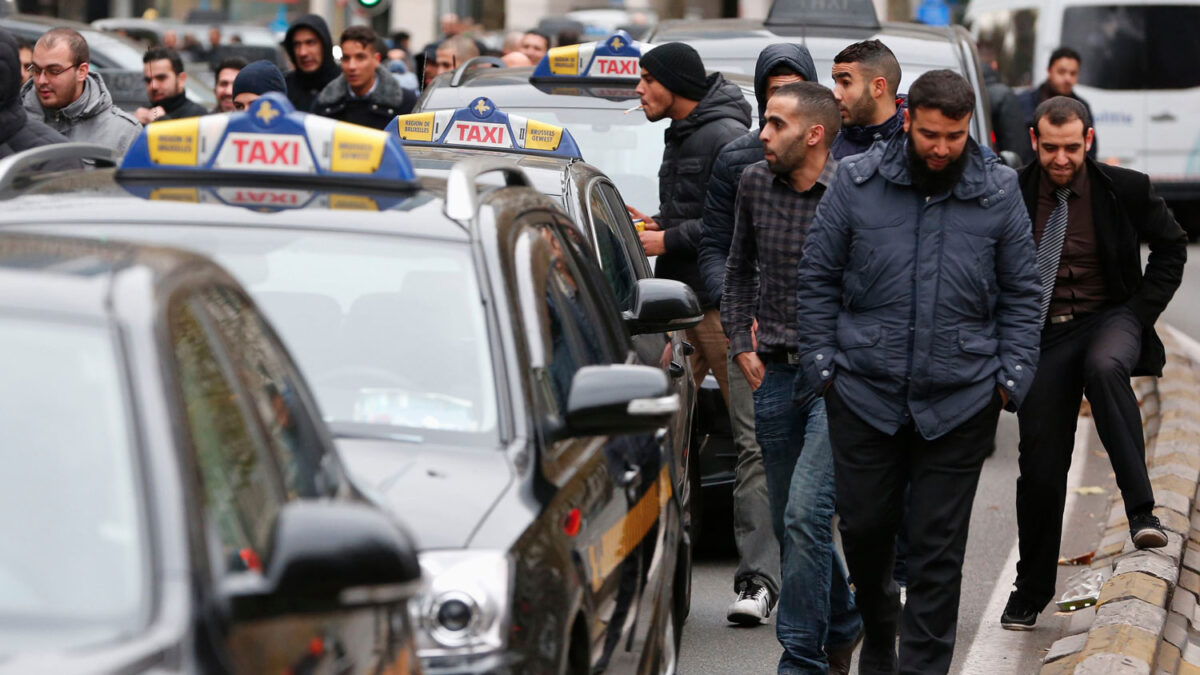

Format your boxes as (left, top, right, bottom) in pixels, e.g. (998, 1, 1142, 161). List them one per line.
(965, 0, 1200, 202)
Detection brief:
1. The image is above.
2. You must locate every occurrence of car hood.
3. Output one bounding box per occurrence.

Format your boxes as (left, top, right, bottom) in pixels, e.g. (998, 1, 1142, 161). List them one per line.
(336, 438, 515, 550)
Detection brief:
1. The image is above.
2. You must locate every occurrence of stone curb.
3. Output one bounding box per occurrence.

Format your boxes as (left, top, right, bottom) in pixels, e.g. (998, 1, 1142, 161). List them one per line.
(1040, 325, 1200, 674)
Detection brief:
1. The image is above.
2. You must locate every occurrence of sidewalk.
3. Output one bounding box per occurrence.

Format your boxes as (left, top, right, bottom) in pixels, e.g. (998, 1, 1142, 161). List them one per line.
(1040, 324, 1200, 675)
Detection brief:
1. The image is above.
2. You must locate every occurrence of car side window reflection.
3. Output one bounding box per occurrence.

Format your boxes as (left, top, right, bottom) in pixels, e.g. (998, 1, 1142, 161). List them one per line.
(196, 286, 334, 500)
(588, 184, 638, 312)
(169, 297, 284, 574)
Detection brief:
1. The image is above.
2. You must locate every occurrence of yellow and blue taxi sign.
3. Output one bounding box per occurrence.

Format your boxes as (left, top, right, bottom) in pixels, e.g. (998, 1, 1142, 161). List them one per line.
(118, 93, 416, 182)
(386, 97, 583, 159)
(531, 30, 649, 82)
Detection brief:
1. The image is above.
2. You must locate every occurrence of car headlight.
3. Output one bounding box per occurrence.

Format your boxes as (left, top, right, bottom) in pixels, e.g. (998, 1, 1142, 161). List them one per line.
(413, 550, 511, 663)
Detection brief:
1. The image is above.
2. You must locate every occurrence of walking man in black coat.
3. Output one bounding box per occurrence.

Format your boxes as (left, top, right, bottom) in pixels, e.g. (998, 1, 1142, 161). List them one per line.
(1001, 96, 1188, 630)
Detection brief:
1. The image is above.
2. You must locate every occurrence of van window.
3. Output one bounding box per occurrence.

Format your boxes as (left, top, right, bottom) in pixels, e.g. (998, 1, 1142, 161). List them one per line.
(970, 8, 1039, 87)
(1063, 5, 1200, 90)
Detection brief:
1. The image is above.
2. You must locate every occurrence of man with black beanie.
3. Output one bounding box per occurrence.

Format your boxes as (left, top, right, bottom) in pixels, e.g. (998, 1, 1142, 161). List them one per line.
(628, 41, 752, 441)
(282, 14, 341, 112)
(232, 60, 286, 110)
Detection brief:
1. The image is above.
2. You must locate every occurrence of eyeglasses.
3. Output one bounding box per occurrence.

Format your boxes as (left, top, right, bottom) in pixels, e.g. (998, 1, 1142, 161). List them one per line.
(25, 62, 81, 77)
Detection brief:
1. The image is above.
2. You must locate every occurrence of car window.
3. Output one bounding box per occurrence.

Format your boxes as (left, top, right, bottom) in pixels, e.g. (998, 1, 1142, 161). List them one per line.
(598, 181, 652, 278)
(588, 182, 639, 311)
(523, 222, 615, 415)
(170, 296, 285, 574)
(1062, 5, 1200, 90)
(195, 286, 336, 499)
(0, 314, 146, 654)
(970, 8, 1040, 87)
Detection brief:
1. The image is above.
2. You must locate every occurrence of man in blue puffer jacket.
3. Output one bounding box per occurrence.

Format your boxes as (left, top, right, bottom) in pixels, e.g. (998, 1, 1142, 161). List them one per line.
(697, 43, 817, 632)
(795, 70, 1042, 674)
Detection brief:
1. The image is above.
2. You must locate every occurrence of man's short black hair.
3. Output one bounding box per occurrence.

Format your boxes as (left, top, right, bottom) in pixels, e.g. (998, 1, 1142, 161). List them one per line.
(1048, 46, 1081, 69)
(524, 29, 551, 48)
(391, 30, 410, 43)
(773, 81, 842, 148)
(341, 25, 379, 51)
(143, 46, 184, 74)
(833, 39, 901, 98)
(215, 55, 248, 74)
(907, 69, 975, 120)
(15, 36, 31, 51)
(1032, 96, 1091, 136)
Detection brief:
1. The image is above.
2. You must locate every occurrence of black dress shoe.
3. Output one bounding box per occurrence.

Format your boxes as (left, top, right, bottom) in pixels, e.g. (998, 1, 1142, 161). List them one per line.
(1000, 591, 1038, 630)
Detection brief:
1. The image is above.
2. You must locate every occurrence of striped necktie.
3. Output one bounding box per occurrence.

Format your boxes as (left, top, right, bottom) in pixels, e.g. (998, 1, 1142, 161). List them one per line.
(1037, 186, 1072, 325)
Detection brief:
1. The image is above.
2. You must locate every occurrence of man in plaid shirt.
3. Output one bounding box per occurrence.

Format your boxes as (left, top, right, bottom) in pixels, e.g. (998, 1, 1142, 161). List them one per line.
(722, 81, 859, 675)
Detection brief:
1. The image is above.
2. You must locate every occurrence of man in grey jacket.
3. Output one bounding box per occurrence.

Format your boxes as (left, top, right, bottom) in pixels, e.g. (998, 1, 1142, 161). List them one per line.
(21, 27, 140, 156)
(795, 70, 1042, 674)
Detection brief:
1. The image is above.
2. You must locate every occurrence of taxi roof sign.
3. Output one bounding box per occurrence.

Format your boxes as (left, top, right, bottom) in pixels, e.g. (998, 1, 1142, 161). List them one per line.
(530, 30, 650, 82)
(118, 93, 417, 183)
(387, 97, 583, 159)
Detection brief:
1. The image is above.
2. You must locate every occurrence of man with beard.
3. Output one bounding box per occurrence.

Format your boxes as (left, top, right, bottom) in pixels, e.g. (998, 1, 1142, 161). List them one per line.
(627, 42, 751, 440)
(795, 70, 1042, 674)
(1000, 97, 1186, 631)
(830, 40, 904, 160)
(282, 14, 341, 112)
(723, 81, 861, 675)
(699, 43, 815, 631)
(136, 47, 207, 122)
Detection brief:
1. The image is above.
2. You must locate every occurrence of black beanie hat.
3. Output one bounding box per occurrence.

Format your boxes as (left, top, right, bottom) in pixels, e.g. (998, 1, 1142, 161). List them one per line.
(639, 42, 708, 102)
(233, 60, 287, 98)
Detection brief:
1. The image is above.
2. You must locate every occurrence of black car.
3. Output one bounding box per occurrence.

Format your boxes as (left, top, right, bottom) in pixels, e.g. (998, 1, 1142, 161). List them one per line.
(0, 231, 422, 673)
(394, 99, 703, 564)
(0, 94, 698, 674)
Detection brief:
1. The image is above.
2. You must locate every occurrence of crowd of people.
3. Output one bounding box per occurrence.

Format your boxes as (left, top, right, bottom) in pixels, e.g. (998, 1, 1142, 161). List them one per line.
(0, 10, 592, 160)
(627, 38, 1188, 675)
(0, 12, 1192, 673)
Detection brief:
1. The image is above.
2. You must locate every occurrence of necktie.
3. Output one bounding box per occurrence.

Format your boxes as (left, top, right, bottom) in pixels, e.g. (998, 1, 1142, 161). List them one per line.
(1036, 186, 1072, 325)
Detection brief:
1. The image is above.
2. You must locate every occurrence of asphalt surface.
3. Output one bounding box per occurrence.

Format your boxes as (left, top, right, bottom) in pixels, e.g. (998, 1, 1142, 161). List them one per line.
(673, 240, 1200, 674)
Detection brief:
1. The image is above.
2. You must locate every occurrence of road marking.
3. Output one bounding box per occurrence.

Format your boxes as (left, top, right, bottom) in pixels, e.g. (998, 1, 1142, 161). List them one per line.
(959, 426, 1091, 674)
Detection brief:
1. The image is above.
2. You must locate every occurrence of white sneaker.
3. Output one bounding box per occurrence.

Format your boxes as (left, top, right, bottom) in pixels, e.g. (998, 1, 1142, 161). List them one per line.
(726, 580, 772, 625)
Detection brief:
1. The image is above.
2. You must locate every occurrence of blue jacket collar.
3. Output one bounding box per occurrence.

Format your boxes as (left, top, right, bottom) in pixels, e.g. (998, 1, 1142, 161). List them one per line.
(866, 136, 992, 201)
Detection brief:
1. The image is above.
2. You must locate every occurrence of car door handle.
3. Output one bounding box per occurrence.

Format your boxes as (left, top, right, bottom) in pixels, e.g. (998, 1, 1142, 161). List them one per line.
(668, 361, 686, 378)
(681, 340, 695, 356)
(1151, 111, 1177, 123)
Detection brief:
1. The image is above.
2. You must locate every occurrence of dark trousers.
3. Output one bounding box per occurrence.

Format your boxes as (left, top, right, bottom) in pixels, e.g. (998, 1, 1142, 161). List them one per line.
(826, 388, 1001, 675)
(1014, 306, 1153, 609)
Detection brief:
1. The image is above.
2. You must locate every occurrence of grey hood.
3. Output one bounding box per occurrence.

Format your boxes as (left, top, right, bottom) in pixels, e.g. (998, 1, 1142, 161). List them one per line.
(21, 72, 141, 155)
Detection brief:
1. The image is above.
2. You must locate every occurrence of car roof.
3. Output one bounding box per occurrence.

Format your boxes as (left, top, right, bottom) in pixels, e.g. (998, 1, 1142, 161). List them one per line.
(0, 231, 213, 319)
(418, 64, 755, 110)
(0, 170, 473, 244)
(407, 146, 584, 199)
(649, 18, 968, 76)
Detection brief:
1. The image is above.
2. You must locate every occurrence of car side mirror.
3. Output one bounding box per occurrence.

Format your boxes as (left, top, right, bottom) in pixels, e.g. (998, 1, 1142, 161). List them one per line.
(622, 278, 703, 335)
(224, 501, 421, 621)
(999, 150, 1024, 169)
(565, 364, 678, 436)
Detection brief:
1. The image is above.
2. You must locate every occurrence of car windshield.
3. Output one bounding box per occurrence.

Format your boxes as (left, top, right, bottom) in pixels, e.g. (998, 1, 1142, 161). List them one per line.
(1062, 5, 1200, 90)
(0, 315, 146, 655)
(27, 224, 499, 442)
(501, 107, 669, 212)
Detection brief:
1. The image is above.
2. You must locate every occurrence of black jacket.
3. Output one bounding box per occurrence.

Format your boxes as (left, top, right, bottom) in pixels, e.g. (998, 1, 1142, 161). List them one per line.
(0, 28, 74, 167)
(1018, 158, 1187, 376)
(830, 96, 906, 160)
(983, 63, 1029, 161)
(312, 66, 416, 130)
(157, 91, 208, 120)
(1018, 82, 1097, 162)
(283, 14, 342, 113)
(655, 73, 752, 307)
(697, 43, 816, 303)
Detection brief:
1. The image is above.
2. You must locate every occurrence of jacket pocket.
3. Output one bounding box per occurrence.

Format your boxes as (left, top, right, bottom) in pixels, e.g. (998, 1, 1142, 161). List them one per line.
(836, 318, 886, 378)
(957, 329, 998, 356)
(674, 158, 706, 175)
(937, 328, 1000, 387)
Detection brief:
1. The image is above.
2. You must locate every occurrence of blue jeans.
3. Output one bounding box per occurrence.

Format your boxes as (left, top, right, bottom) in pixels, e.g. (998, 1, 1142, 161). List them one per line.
(753, 362, 861, 675)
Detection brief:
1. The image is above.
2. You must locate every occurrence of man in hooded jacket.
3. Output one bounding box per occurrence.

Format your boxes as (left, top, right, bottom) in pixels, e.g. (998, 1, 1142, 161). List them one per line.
(0, 29, 73, 165)
(282, 14, 341, 113)
(697, 43, 817, 630)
